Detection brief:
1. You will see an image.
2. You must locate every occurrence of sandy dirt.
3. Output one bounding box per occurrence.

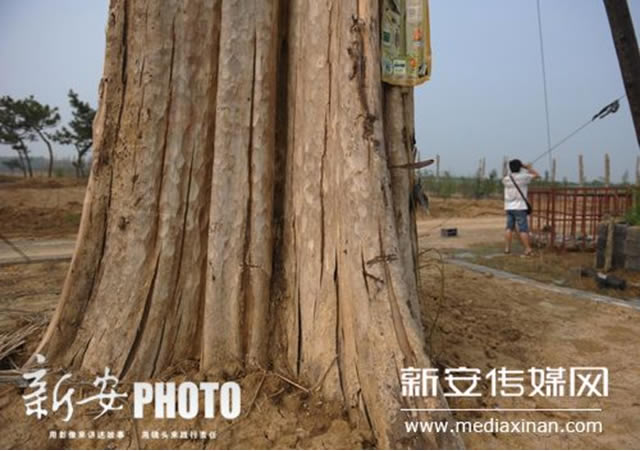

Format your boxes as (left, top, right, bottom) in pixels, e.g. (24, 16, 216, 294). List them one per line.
(422, 197, 504, 219)
(0, 176, 86, 239)
(418, 216, 506, 250)
(0, 189, 638, 449)
(418, 258, 639, 449)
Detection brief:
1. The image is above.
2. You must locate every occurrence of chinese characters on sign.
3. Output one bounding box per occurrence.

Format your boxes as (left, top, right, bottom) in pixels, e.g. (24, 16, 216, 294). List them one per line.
(22, 354, 242, 427)
(22, 354, 127, 421)
(400, 367, 608, 398)
(48, 430, 126, 440)
(46, 430, 217, 441)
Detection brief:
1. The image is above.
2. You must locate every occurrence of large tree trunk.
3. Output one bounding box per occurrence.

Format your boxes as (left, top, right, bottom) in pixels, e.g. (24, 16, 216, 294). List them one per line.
(34, 0, 461, 448)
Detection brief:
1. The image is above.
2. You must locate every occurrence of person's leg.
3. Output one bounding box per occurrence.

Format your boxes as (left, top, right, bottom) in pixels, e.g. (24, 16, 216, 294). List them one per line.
(505, 229, 513, 253)
(505, 211, 515, 253)
(515, 211, 533, 255)
(519, 232, 533, 254)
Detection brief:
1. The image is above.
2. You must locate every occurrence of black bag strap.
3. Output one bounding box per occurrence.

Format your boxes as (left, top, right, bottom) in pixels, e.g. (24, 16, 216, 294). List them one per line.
(509, 172, 532, 210)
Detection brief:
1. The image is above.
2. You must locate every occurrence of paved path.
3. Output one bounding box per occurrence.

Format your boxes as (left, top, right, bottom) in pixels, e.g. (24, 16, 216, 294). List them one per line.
(2, 234, 637, 312)
(448, 258, 640, 311)
(0, 237, 76, 265)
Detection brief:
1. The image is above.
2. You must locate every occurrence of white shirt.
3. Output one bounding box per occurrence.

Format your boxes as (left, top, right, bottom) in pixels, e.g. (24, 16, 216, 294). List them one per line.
(502, 171, 533, 210)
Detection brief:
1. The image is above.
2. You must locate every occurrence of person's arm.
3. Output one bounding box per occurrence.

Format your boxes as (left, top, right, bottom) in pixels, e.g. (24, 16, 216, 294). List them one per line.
(523, 163, 539, 179)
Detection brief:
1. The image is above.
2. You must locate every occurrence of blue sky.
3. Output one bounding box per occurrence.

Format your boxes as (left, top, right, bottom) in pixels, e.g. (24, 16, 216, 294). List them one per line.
(0, 0, 639, 181)
(416, 0, 640, 181)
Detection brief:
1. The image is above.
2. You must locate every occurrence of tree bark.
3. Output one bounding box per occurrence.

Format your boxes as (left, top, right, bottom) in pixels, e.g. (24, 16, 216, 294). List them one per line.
(34, 0, 461, 448)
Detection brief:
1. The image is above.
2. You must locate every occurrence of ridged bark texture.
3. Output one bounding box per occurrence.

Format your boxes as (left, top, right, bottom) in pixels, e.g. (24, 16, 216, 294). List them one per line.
(35, 0, 462, 448)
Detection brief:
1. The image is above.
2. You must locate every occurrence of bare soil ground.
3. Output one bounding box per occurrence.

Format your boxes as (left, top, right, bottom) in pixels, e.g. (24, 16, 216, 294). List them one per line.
(418, 259, 639, 449)
(0, 189, 638, 449)
(0, 175, 86, 239)
(421, 196, 504, 219)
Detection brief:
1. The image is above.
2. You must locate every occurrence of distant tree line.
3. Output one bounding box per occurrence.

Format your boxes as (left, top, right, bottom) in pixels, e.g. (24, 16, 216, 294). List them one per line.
(421, 169, 635, 200)
(0, 91, 96, 178)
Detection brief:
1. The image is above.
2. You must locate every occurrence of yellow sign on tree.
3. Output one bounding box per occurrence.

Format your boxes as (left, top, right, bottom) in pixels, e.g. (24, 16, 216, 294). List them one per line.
(381, 0, 432, 86)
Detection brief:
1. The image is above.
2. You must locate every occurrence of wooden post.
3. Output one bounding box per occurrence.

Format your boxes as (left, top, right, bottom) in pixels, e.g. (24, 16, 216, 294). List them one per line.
(604, 218, 615, 272)
(603, 0, 640, 143)
(551, 158, 556, 184)
(578, 154, 585, 186)
(605, 153, 610, 186)
(436, 154, 440, 179)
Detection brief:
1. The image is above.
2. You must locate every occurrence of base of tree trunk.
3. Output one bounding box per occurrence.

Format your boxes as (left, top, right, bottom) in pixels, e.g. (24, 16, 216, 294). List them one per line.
(33, 0, 462, 448)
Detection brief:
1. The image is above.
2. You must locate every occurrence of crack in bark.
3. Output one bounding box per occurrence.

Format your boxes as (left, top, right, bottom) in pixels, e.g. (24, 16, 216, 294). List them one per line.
(153, 16, 176, 244)
(354, 365, 375, 435)
(333, 250, 346, 402)
(150, 319, 166, 376)
(378, 226, 415, 366)
(69, 332, 93, 369)
(348, 15, 378, 152)
(319, 116, 327, 289)
(241, 28, 258, 360)
(296, 283, 302, 376)
(169, 141, 196, 351)
(121, 252, 161, 378)
(319, 1, 334, 290)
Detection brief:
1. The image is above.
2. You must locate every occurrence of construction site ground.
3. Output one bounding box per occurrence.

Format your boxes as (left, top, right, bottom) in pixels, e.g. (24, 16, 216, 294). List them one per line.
(0, 178, 638, 449)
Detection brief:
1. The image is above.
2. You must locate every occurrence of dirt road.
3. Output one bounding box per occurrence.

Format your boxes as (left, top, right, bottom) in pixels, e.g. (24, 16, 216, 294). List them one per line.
(0, 216, 505, 266)
(418, 216, 505, 250)
(0, 237, 75, 265)
(0, 187, 638, 449)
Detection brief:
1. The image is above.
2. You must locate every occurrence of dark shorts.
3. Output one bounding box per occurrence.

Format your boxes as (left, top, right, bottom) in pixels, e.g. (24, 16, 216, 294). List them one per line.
(506, 210, 529, 232)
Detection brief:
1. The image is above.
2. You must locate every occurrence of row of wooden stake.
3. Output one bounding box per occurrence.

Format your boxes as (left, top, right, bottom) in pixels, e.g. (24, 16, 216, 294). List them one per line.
(429, 154, 640, 186)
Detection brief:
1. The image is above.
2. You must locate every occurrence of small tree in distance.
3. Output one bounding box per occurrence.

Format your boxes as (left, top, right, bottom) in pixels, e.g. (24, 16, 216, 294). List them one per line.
(53, 90, 96, 177)
(0, 96, 36, 177)
(0, 95, 60, 177)
(20, 96, 60, 177)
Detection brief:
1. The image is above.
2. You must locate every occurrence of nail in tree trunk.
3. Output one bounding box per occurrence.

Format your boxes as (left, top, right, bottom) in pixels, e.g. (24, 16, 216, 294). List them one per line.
(603, 0, 640, 143)
(32, 0, 461, 448)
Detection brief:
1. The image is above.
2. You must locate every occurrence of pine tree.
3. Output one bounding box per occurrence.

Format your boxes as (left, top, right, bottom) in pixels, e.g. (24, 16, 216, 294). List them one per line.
(54, 90, 96, 177)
